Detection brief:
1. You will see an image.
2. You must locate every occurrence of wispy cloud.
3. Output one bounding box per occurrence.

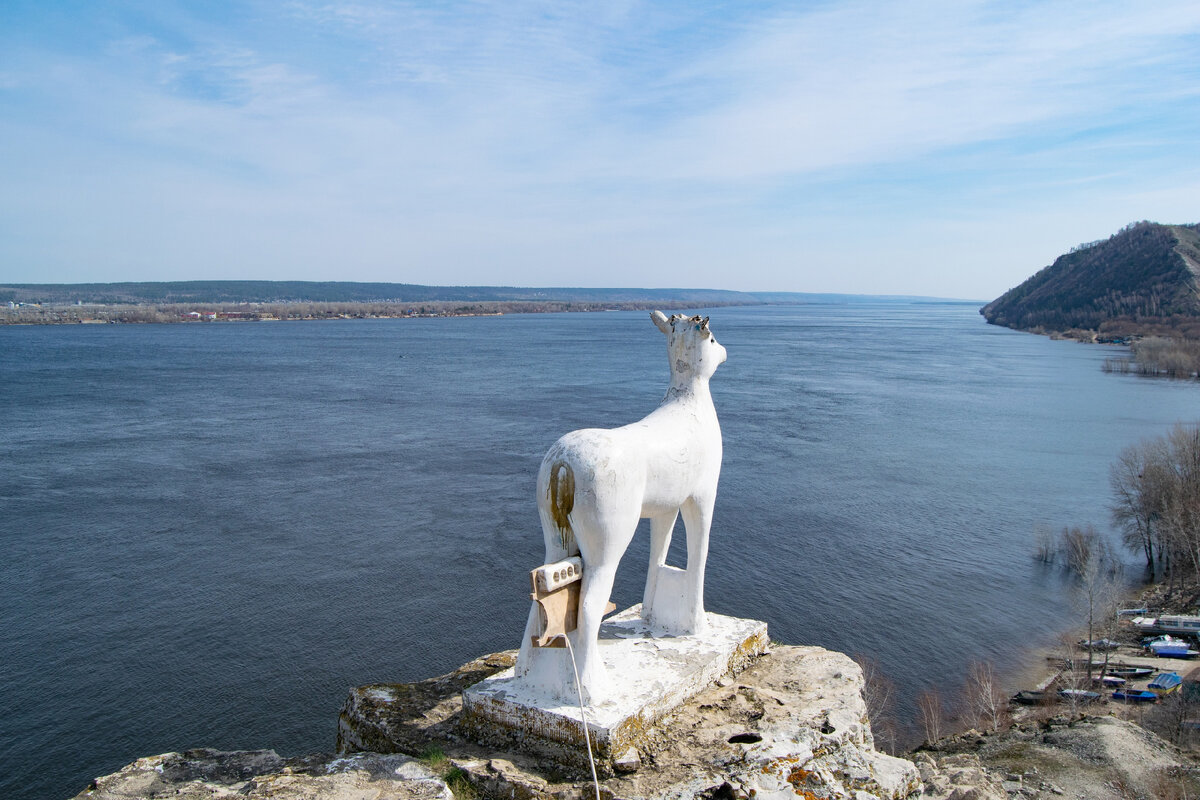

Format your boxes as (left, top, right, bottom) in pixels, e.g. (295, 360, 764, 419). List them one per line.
(613, 1, 1200, 181)
(1, 0, 1198, 296)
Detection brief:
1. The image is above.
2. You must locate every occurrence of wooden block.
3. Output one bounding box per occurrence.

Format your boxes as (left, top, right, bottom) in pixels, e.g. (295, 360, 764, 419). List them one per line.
(529, 562, 617, 648)
(532, 581, 580, 648)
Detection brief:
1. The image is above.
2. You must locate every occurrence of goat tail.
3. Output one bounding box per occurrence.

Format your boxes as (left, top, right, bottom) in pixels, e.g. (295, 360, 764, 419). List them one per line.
(546, 459, 576, 550)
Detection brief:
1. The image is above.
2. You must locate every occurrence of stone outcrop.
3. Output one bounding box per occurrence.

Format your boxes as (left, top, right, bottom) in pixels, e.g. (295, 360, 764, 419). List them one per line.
(75, 644, 923, 800)
(912, 715, 1199, 800)
(71, 749, 453, 800)
(337, 651, 519, 756)
(910, 752, 1007, 800)
(339, 644, 921, 799)
(73, 646, 1200, 800)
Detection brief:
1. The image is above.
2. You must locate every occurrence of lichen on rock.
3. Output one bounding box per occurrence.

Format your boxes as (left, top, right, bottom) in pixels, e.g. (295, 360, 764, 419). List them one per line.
(72, 749, 453, 800)
(80, 645, 926, 800)
(340, 644, 920, 799)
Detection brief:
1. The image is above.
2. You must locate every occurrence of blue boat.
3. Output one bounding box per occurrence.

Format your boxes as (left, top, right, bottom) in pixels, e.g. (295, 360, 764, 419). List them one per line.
(1148, 672, 1183, 694)
(1112, 689, 1158, 703)
(1155, 646, 1199, 658)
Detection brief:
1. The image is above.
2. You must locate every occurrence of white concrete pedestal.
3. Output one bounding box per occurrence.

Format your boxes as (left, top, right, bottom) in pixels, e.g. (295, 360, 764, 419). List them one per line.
(459, 605, 769, 774)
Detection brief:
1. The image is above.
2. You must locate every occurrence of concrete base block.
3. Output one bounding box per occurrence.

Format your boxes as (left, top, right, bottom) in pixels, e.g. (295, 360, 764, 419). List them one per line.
(459, 605, 768, 774)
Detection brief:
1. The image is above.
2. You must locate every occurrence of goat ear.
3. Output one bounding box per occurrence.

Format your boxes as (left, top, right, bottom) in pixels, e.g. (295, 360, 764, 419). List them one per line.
(651, 310, 670, 334)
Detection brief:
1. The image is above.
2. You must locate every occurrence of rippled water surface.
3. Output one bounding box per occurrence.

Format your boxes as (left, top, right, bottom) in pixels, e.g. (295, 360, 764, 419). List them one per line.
(3, 303, 1197, 799)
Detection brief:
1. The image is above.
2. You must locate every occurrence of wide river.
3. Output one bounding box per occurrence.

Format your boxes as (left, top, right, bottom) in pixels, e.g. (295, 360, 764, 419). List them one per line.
(2, 301, 1197, 799)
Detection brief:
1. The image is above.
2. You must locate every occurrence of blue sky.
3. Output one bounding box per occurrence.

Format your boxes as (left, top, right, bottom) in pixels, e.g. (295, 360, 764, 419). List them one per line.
(2, 1, 1198, 298)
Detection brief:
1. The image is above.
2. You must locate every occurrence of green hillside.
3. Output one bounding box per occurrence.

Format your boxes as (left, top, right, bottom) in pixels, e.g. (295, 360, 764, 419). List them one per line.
(981, 221, 1200, 338)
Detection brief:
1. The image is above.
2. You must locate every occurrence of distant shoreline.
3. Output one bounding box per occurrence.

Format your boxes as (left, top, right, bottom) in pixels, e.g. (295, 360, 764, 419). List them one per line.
(0, 299, 762, 326)
(0, 294, 986, 326)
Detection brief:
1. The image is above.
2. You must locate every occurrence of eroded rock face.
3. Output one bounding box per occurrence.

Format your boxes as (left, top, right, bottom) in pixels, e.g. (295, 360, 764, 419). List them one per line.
(80, 645, 923, 800)
(595, 645, 921, 800)
(340, 645, 921, 799)
(913, 715, 1200, 800)
(71, 749, 453, 800)
(337, 650, 518, 756)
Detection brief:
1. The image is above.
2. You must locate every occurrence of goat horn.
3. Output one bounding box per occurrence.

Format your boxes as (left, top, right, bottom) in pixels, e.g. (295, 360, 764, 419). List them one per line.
(701, 316, 710, 329)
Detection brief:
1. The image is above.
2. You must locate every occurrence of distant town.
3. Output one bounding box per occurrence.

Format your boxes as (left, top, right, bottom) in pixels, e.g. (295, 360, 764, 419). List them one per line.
(0, 298, 690, 325)
(0, 281, 958, 325)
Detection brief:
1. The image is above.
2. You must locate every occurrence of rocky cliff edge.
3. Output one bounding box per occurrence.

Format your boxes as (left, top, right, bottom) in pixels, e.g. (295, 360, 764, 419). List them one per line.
(72, 644, 1200, 800)
(75, 645, 923, 800)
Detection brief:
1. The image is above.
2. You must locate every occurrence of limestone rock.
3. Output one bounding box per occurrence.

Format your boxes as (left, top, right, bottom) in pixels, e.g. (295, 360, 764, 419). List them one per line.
(337, 650, 518, 755)
(340, 644, 921, 799)
(613, 747, 642, 773)
(914, 715, 1200, 800)
(909, 753, 1005, 800)
(599, 645, 922, 800)
(83, 645, 924, 800)
(454, 757, 550, 800)
(72, 749, 452, 800)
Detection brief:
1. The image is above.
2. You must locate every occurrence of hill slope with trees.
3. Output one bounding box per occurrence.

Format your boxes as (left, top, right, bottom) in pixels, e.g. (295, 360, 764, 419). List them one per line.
(981, 221, 1200, 339)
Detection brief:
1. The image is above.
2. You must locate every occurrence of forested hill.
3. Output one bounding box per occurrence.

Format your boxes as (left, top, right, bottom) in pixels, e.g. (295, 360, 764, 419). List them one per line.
(981, 221, 1200, 339)
(0, 281, 755, 306)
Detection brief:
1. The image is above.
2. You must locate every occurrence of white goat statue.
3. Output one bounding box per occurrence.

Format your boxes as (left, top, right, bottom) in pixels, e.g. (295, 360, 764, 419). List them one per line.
(515, 311, 727, 704)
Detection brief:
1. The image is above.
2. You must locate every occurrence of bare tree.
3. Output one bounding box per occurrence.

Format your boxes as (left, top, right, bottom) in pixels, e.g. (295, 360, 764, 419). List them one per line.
(854, 655, 898, 754)
(1111, 442, 1159, 571)
(916, 688, 945, 746)
(1033, 524, 1056, 563)
(1111, 423, 1200, 587)
(1053, 634, 1094, 716)
(1164, 424, 1200, 577)
(1068, 535, 1123, 682)
(965, 661, 1008, 733)
(1059, 525, 1102, 574)
(1145, 687, 1199, 748)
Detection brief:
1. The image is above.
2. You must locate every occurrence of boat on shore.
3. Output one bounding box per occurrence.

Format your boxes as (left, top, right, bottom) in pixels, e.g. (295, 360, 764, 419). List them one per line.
(1130, 614, 1200, 636)
(1012, 690, 1053, 705)
(1107, 665, 1154, 679)
(1157, 648, 1199, 659)
(1147, 639, 1199, 658)
(1053, 657, 1112, 671)
(1148, 672, 1183, 694)
(1112, 689, 1158, 703)
(1077, 638, 1121, 651)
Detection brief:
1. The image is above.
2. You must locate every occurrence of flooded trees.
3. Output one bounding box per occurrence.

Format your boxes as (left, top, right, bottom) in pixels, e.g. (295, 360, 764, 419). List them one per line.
(1111, 423, 1200, 585)
(1061, 527, 1123, 680)
(1040, 526, 1123, 683)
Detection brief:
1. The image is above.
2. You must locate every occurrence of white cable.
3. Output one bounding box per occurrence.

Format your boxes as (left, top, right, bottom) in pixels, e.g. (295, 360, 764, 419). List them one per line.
(561, 634, 602, 800)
